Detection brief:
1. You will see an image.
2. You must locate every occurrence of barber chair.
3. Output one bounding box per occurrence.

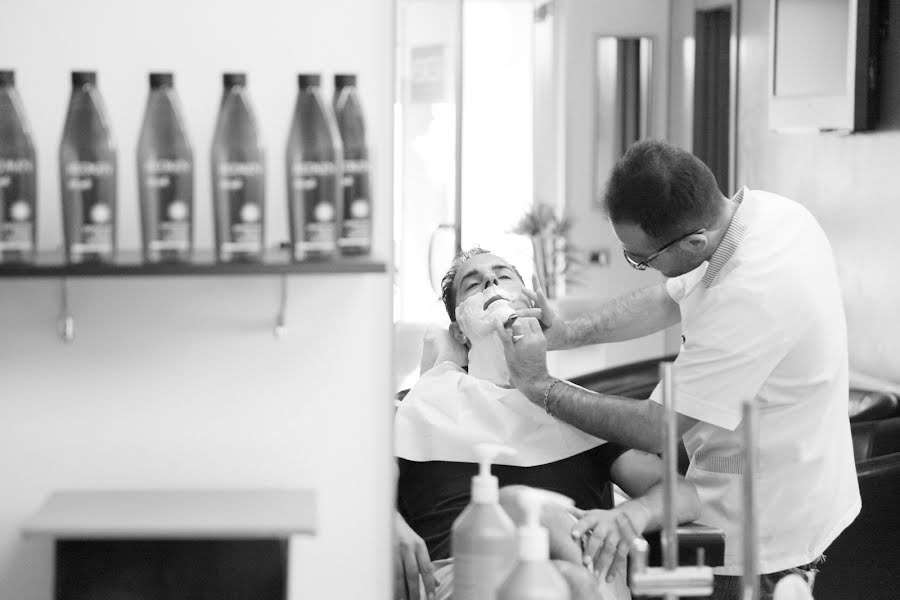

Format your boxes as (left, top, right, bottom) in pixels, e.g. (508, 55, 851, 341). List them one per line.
(847, 388, 900, 423)
(814, 451, 900, 600)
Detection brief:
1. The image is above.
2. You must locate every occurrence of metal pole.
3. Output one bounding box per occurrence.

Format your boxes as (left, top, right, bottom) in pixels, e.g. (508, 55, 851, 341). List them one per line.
(742, 400, 760, 600)
(660, 362, 679, 571)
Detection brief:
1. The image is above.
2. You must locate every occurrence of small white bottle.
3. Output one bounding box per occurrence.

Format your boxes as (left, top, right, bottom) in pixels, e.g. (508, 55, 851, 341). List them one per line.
(496, 488, 574, 600)
(773, 573, 815, 600)
(451, 443, 517, 600)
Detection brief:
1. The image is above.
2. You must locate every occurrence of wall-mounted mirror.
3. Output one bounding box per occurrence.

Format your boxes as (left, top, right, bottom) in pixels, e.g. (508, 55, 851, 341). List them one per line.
(593, 36, 653, 209)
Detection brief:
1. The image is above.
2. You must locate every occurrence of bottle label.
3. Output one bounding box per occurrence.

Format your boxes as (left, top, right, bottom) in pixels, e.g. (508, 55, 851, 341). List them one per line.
(142, 158, 192, 258)
(338, 159, 371, 250)
(216, 160, 264, 259)
(0, 158, 36, 253)
(63, 160, 115, 259)
(290, 161, 340, 259)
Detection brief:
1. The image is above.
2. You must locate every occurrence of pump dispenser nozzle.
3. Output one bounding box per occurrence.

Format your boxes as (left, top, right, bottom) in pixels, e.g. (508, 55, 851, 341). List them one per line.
(517, 489, 574, 561)
(472, 443, 515, 503)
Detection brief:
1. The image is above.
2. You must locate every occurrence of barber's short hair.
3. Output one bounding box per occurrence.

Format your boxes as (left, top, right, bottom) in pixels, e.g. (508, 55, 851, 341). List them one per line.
(439, 248, 524, 322)
(602, 140, 722, 241)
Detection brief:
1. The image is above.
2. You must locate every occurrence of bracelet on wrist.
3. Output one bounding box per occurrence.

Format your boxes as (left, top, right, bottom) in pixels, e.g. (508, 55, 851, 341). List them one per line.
(543, 378, 563, 415)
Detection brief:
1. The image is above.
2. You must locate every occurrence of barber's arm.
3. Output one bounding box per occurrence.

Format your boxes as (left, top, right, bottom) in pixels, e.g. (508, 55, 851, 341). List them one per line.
(570, 450, 701, 583)
(493, 317, 697, 455)
(515, 276, 680, 351)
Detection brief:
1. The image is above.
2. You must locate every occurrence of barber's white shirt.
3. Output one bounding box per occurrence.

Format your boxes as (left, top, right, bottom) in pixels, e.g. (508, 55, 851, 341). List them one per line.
(651, 187, 860, 575)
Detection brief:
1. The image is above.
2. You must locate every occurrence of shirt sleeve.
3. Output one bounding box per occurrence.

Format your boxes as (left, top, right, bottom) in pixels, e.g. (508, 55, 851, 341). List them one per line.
(652, 283, 797, 431)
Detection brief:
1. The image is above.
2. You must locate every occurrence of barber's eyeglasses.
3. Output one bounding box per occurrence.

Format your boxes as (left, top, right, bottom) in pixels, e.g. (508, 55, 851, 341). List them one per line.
(622, 229, 705, 271)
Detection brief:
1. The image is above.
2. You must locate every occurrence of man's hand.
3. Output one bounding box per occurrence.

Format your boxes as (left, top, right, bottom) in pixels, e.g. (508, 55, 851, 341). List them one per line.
(513, 274, 570, 351)
(494, 316, 554, 404)
(570, 507, 650, 583)
(394, 512, 437, 600)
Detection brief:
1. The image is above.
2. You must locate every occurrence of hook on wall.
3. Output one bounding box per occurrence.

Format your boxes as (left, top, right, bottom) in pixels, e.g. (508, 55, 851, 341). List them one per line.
(58, 277, 74, 343)
(274, 273, 288, 339)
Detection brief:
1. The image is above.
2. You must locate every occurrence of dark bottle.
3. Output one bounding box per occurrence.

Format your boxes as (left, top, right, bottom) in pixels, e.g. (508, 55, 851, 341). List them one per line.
(59, 71, 117, 264)
(333, 73, 372, 256)
(286, 73, 343, 261)
(137, 73, 193, 263)
(211, 73, 265, 263)
(0, 70, 37, 263)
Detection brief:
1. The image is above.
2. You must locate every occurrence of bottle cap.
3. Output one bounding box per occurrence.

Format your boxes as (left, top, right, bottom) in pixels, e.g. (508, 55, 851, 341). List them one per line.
(223, 72, 246, 88)
(149, 72, 174, 88)
(471, 443, 515, 503)
(334, 73, 357, 89)
(72, 71, 97, 87)
(298, 73, 321, 89)
(0, 70, 14, 86)
(517, 489, 574, 561)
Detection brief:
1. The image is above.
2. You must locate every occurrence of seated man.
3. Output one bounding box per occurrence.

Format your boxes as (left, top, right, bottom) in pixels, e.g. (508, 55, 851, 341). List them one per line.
(394, 248, 702, 600)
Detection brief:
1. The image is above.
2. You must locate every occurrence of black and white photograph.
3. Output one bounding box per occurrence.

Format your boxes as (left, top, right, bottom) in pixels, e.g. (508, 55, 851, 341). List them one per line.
(0, 1, 897, 599)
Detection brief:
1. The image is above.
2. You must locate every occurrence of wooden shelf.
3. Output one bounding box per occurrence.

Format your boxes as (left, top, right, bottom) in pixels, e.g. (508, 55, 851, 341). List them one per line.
(0, 249, 386, 278)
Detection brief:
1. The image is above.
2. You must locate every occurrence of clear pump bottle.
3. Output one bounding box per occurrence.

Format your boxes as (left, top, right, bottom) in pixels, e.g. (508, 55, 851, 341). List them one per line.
(451, 443, 517, 600)
(496, 488, 574, 600)
(0, 70, 37, 263)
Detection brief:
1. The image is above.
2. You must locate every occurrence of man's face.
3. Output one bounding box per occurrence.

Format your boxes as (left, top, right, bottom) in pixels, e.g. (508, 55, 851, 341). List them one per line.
(612, 221, 705, 278)
(453, 253, 530, 314)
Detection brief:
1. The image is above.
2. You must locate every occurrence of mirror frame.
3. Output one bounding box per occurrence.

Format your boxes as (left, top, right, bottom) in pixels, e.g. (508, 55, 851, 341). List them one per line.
(591, 34, 656, 211)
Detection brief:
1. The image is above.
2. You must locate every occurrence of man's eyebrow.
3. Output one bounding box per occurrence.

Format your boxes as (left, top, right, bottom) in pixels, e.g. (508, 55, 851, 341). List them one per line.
(459, 268, 480, 283)
(459, 264, 513, 285)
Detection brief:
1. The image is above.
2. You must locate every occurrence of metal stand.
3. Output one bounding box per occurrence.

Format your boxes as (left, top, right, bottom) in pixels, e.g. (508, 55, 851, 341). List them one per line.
(629, 362, 714, 598)
(742, 400, 760, 600)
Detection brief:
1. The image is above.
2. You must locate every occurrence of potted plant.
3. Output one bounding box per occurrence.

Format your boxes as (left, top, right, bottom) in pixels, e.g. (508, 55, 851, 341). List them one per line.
(512, 202, 580, 300)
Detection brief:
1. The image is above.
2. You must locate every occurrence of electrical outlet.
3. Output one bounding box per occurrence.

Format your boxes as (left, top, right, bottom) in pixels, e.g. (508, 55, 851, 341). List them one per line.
(589, 248, 611, 267)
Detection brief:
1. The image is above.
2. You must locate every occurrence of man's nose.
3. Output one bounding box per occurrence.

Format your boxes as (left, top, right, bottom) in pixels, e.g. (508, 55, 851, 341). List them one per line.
(481, 273, 499, 289)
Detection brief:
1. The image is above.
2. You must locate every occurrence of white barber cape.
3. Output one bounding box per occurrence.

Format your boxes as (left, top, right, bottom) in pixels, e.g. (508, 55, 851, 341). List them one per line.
(395, 361, 604, 466)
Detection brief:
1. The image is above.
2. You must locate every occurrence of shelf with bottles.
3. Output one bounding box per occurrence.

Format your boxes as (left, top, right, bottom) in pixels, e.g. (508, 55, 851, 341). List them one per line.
(0, 246, 385, 278)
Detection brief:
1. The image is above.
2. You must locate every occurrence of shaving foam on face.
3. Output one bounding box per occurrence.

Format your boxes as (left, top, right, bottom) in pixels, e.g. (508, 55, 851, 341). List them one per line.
(455, 288, 518, 385)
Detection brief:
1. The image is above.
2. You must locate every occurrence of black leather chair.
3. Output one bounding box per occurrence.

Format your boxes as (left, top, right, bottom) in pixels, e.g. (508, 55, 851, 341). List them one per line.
(847, 388, 900, 422)
(814, 451, 900, 600)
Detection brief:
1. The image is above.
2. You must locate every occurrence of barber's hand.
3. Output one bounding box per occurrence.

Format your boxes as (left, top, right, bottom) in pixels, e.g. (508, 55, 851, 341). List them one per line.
(394, 512, 437, 600)
(570, 508, 649, 583)
(512, 274, 570, 351)
(494, 316, 554, 405)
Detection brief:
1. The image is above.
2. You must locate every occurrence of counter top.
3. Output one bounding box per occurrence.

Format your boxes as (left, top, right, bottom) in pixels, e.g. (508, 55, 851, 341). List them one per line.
(22, 489, 316, 539)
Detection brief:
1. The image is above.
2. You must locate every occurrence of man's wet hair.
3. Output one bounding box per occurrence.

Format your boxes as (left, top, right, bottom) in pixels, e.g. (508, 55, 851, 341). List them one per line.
(603, 139, 723, 242)
(439, 248, 524, 322)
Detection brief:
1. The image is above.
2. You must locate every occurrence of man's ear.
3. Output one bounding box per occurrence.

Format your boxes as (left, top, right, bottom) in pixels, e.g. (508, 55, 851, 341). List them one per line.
(449, 321, 469, 347)
(680, 233, 709, 255)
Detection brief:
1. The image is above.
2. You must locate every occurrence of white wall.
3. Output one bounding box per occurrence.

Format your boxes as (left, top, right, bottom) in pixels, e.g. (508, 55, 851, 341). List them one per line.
(0, 1, 394, 599)
(556, 0, 672, 369)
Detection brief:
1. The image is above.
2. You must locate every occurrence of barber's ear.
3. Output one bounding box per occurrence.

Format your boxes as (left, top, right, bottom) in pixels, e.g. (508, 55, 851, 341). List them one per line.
(681, 233, 709, 255)
(449, 321, 469, 347)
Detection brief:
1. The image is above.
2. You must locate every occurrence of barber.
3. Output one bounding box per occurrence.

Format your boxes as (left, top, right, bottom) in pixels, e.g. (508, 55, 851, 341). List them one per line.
(494, 140, 860, 600)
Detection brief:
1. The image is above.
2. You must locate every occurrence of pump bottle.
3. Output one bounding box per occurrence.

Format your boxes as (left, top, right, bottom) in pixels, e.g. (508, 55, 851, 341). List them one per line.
(496, 488, 574, 600)
(451, 443, 517, 600)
